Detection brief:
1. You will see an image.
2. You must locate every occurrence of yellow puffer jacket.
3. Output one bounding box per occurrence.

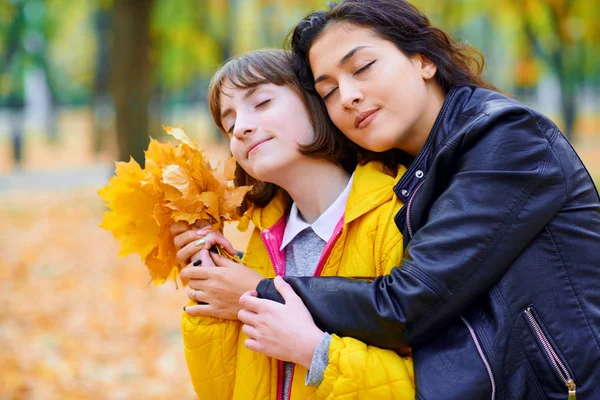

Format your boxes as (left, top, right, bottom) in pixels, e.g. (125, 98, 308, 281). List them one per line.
(182, 161, 415, 400)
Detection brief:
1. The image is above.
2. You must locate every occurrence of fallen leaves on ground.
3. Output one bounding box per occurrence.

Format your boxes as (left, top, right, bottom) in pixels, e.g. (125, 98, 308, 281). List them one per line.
(0, 187, 250, 400)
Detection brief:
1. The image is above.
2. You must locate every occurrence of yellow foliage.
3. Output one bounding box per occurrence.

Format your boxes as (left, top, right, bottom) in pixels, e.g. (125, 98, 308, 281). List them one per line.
(98, 126, 252, 285)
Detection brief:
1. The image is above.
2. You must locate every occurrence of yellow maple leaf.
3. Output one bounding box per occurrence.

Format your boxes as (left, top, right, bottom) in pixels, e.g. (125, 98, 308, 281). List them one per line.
(98, 126, 252, 285)
(163, 125, 194, 147)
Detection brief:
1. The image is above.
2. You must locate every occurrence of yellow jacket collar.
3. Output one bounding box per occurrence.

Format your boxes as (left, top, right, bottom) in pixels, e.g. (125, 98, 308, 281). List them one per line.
(246, 161, 406, 230)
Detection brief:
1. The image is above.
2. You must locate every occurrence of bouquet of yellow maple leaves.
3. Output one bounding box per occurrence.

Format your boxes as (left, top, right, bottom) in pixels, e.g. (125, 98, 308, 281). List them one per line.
(98, 126, 252, 285)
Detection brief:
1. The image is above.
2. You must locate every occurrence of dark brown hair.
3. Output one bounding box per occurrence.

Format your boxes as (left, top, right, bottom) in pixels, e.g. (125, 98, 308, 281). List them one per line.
(287, 0, 499, 167)
(208, 49, 357, 213)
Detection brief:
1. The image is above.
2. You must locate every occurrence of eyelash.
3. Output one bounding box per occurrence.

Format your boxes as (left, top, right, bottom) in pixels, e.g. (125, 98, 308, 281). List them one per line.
(323, 60, 376, 102)
(256, 99, 271, 109)
(354, 60, 376, 76)
(226, 99, 271, 134)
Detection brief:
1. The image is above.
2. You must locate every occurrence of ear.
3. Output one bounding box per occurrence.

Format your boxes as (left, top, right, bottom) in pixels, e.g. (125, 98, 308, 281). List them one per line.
(415, 54, 437, 80)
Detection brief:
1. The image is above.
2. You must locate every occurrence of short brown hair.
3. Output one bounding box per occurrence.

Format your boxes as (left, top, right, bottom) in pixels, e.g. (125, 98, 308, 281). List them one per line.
(208, 49, 357, 213)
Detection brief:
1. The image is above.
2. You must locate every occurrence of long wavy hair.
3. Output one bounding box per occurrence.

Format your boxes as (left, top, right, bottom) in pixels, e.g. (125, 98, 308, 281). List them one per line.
(287, 0, 500, 168)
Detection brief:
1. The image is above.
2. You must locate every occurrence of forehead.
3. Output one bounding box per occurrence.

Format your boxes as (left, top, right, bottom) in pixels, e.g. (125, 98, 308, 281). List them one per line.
(309, 23, 384, 70)
(218, 81, 263, 105)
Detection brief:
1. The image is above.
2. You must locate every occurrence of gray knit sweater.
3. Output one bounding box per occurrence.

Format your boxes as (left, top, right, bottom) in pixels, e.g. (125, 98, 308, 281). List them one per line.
(281, 227, 332, 399)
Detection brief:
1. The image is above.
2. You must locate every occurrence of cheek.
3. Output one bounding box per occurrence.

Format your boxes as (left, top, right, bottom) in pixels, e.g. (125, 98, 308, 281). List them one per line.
(230, 140, 246, 166)
(326, 104, 347, 129)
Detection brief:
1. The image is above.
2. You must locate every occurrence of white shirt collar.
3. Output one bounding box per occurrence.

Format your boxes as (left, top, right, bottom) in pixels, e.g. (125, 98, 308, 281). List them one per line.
(280, 173, 354, 250)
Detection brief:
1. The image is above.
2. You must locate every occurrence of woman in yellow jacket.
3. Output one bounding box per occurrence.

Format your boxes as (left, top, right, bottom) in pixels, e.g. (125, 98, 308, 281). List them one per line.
(177, 49, 415, 400)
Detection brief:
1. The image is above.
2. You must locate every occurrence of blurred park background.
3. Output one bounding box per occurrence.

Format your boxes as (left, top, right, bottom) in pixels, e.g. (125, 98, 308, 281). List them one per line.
(1, 0, 599, 399)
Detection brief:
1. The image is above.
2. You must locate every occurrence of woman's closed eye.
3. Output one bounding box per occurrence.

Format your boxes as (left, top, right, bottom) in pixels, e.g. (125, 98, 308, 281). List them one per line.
(255, 99, 271, 109)
(323, 88, 338, 102)
(353, 60, 376, 76)
(226, 99, 271, 134)
(322, 60, 376, 101)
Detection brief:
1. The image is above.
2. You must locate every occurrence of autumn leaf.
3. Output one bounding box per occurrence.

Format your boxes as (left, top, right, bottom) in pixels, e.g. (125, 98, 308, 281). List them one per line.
(97, 126, 252, 285)
(220, 185, 253, 220)
(162, 125, 194, 147)
(224, 156, 237, 181)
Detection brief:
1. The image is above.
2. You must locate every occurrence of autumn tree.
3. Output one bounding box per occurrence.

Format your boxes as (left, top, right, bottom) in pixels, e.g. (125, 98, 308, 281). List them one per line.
(110, 0, 153, 166)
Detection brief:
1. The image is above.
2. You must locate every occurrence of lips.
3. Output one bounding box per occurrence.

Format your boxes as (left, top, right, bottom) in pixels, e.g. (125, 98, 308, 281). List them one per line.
(354, 108, 380, 129)
(246, 138, 272, 157)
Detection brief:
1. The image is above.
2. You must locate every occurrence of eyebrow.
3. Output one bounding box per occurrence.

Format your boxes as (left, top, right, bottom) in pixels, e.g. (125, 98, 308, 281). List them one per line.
(314, 45, 373, 85)
(220, 86, 261, 119)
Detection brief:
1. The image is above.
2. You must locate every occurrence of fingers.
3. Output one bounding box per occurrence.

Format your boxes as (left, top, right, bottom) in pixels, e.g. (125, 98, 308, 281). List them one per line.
(178, 233, 235, 266)
(195, 220, 213, 230)
(244, 337, 261, 353)
(190, 251, 202, 264)
(211, 252, 234, 268)
(188, 288, 207, 303)
(170, 221, 191, 237)
(241, 323, 259, 339)
(199, 249, 216, 267)
(238, 292, 265, 313)
(176, 230, 205, 265)
(180, 263, 212, 280)
(238, 308, 259, 326)
(197, 231, 237, 255)
(184, 303, 217, 317)
(177, 234, 214, 265)
(174, 225, 230, 265)
(174, 229, 203, 252)
(273, 276, 296, 303)
(240, 290, 258, 299)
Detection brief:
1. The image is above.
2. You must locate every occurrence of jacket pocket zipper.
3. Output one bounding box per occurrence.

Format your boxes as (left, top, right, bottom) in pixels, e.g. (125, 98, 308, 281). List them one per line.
(461, 316, 496, 400)
(523, 307, 577, 400)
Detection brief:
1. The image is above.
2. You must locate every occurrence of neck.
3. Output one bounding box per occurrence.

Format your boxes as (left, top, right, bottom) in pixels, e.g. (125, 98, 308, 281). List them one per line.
(402, 82, 447, 157)
(271, 160, 350, 224)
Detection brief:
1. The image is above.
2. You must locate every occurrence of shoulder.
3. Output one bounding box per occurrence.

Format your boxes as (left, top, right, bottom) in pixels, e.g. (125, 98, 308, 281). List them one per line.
(459, 88, 559, 143)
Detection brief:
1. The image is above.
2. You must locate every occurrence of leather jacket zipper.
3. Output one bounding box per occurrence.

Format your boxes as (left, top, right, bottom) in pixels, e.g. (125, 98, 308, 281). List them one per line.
(461, 316, 496, 400)
(406, 180, 426, 239)
(523, 307, 576, 399)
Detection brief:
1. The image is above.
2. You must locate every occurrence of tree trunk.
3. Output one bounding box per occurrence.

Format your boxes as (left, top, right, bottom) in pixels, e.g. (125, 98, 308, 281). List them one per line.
(92, 7, 114, 155)
(110, 0, 153, 167)
(10, 111, 24, 166)
(560, 81, 576, 141)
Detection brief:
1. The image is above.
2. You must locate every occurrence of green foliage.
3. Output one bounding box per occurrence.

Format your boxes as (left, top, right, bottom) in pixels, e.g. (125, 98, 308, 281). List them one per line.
(0, 0, 597, 108)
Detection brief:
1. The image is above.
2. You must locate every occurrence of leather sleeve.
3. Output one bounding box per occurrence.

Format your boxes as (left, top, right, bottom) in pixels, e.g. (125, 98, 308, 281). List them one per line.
(257, 108, 567, 349)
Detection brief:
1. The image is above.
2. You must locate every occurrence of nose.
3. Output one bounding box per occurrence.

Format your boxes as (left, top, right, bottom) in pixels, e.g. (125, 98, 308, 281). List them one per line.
(339, 80, 363, 110)
(232, 113, 256, 139)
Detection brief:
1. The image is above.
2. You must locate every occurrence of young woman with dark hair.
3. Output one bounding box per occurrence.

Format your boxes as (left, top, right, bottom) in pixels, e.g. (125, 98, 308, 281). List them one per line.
(237, 1, 600, 399)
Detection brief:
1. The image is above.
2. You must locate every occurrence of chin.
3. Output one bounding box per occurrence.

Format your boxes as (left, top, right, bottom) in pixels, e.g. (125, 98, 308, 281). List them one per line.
(359, 140, 395, 153)
(250, 162, 281, 182)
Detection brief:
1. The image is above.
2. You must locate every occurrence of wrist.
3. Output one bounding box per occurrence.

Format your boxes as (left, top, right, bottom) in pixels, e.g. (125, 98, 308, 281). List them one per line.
(298, 329, 325, 369)
(249, 275, 262, 291)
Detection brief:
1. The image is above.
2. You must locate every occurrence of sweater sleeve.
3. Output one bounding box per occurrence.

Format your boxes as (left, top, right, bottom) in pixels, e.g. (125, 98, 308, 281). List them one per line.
(306, 333, 332, 387)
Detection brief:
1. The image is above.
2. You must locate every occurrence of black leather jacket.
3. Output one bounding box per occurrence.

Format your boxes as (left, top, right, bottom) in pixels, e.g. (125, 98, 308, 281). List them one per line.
(257, 87, 600, 399)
